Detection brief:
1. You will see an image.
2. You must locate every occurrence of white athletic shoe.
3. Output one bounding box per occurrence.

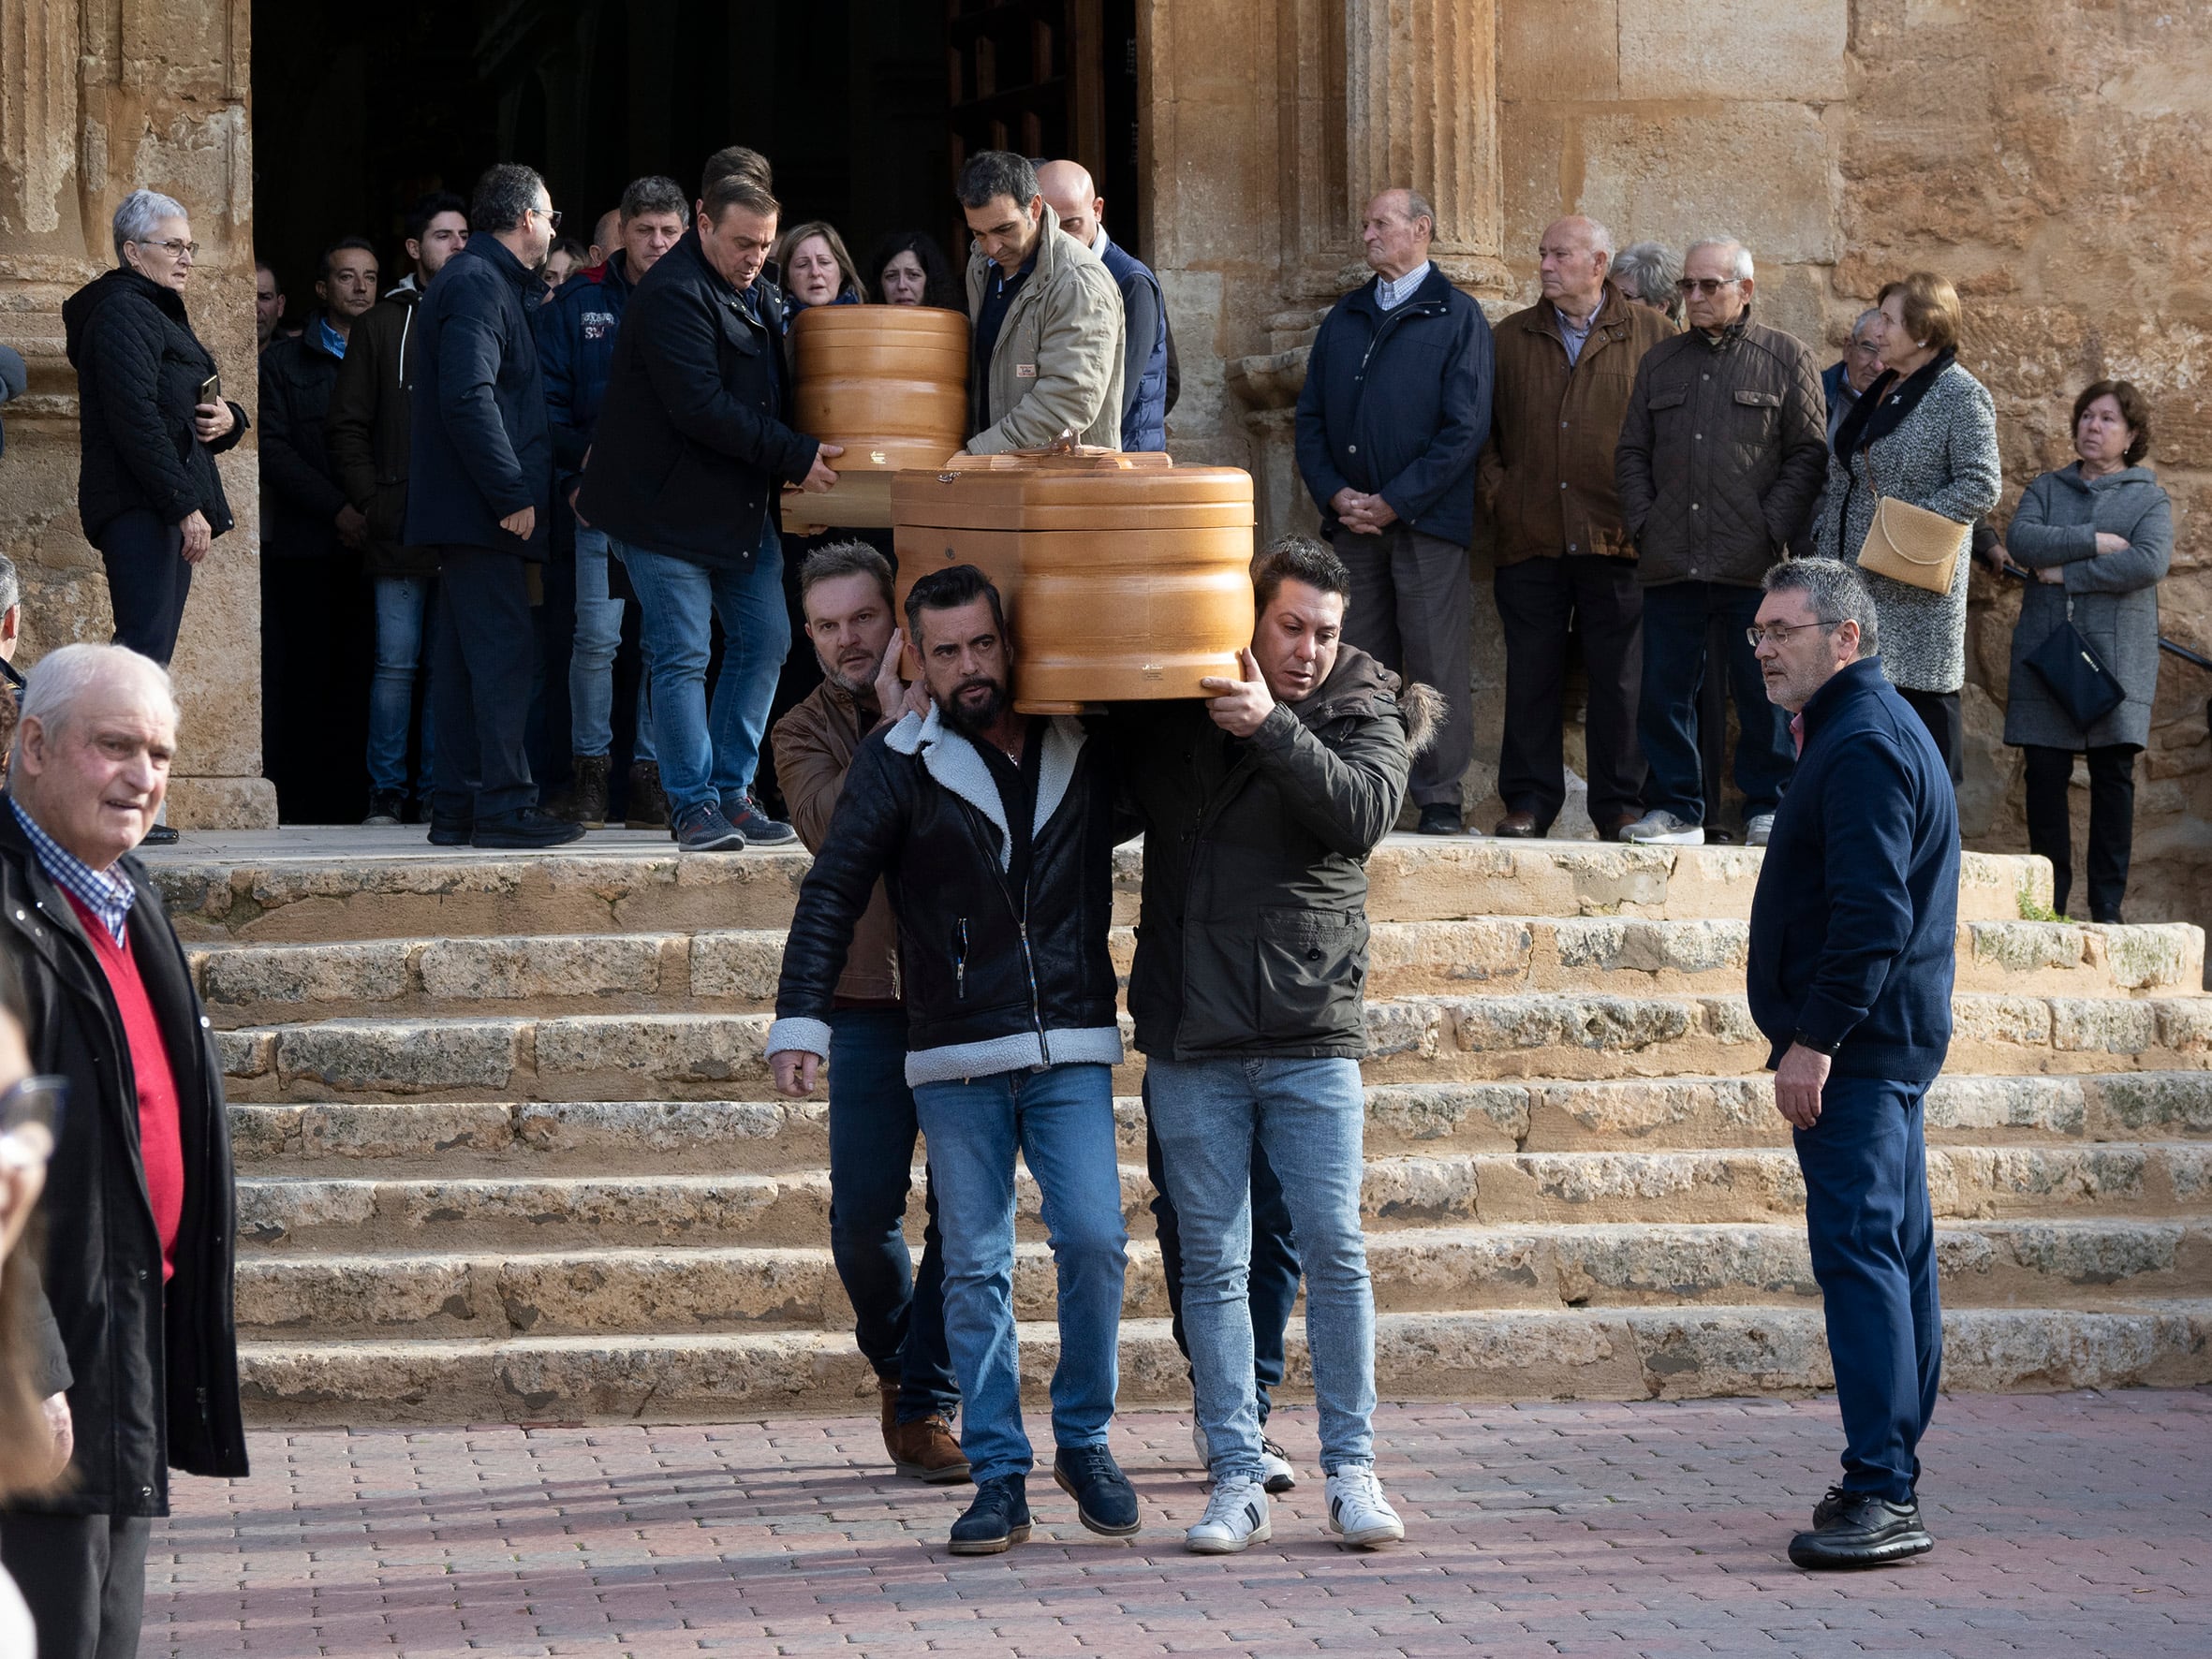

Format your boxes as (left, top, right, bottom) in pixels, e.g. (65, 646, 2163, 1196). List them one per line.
(1745, 813, 1776, 847)
(1326, 1465, 1406, 1549)
(1186, 1475, 1272, 1554)
(1621, 809, 1706, 845)
(1259, 1436, 1299, 1493)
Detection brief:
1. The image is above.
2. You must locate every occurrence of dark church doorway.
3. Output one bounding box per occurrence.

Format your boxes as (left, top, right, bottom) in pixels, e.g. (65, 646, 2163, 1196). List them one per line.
(249, 0, 1141, 825)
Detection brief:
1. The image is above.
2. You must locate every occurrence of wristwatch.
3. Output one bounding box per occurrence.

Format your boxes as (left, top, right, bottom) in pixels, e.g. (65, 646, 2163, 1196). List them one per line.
(1791, 1030, 1839, 1057)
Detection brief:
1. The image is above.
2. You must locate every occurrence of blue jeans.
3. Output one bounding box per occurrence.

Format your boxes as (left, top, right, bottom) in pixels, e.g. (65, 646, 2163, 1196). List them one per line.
(828, 1007, 957, 1421)
(1794, 1072, 1942, 1504)
(570, 524, 655, 762)
(613, 529, 789, 815)
(1143, 1078, 1299, 1423)
(1146, 1055, 1377, 1480)
(1638, 580, 1794, 823)
(368, 575, 436, 795)
(909, 1063, 1127, 1486)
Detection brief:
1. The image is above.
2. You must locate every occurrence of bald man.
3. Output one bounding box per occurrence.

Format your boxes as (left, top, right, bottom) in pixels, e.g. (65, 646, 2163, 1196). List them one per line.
(1478, 215, 1672, 841)
(1038, 160, 1170, 452)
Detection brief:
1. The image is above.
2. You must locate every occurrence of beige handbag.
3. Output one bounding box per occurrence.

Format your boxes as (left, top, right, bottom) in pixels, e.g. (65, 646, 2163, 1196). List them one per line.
(1854, 447, 1968, 595)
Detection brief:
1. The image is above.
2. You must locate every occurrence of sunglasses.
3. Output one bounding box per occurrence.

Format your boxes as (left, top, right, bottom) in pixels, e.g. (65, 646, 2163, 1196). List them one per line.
(1676, 276, 1741, 297)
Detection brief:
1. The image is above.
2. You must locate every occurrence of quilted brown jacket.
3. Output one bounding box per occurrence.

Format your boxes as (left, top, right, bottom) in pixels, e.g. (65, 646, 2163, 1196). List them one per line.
(1615, 311, 1829, 587)
(770, 676, 900, 1003)
(1478, 283, 1673, 565)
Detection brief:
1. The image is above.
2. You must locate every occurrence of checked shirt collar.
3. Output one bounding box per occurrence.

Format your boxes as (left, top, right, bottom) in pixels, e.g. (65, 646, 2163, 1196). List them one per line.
(8, 794, 135, 945)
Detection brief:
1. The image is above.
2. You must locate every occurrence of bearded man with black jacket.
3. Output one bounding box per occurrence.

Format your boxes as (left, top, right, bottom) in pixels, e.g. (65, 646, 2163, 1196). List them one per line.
(1108, 536, 1432, 1557)
(765, 564, 1136, 1558)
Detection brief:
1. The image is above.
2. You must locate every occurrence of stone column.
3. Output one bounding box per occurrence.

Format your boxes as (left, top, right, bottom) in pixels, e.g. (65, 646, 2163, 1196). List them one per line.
(1342, 0, 1511, 295)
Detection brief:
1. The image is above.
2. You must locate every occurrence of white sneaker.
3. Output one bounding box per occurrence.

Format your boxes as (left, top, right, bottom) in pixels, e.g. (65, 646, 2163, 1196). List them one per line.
(1745, 813, 1775, 847)
(1187, 1475, 1272, 1554)
(1326, 1466, 1405, 1549)
(1621, 809, 1705, 845)
(1259, 1435, 1298, 1493)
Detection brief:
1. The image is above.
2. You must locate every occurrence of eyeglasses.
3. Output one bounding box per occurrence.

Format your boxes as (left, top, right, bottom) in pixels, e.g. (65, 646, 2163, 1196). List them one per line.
(1747, 619, 1844, 648)
(1676, 276, 1740, 296)
(529, 206, 563, 229)
(0, 1074, 68, 1155)
(132, 238, 199, 260)
(1849, 340, 1882, 356)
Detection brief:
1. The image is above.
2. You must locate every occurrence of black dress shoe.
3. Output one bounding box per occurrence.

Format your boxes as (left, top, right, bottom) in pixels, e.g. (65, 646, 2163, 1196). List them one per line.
(139, 824, 180, 846)
(1788, 1490, 1932, 1569)
(427, 817, 473, 847)
(470, 807, 587, 849)
(948, 1475, 1030, 1555)
(1054, 1444, 1141, 1536)
(1415, 804, 1463, 836)
(1492, 811, 1541, 838)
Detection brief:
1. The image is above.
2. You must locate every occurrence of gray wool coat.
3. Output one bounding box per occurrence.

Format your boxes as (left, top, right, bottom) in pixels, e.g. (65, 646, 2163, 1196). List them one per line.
(1811, 360, 2002, 692)
(2001, 462, 2173, 751)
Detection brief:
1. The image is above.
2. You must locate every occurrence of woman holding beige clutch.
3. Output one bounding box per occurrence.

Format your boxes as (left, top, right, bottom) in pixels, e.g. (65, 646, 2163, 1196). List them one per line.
(1812, 271, 2002, 781)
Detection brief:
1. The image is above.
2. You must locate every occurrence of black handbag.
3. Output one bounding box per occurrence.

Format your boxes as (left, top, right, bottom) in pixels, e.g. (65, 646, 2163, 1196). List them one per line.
(2025, 595, 2125, 727)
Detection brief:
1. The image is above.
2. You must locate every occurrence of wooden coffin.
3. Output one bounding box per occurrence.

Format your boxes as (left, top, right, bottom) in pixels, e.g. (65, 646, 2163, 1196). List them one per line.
(783, 305, 970, 532)
(892, 449, 1257, 713)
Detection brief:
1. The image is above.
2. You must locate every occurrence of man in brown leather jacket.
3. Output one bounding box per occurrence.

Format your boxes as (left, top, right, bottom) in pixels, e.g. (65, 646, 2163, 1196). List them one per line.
(768, 541, 965, 1483)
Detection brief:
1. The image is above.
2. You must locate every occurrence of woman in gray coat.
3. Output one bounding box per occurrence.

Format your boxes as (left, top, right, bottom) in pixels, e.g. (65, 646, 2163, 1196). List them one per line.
(1999, 380, 2172, 921)
(1813, 272, 2002, 780)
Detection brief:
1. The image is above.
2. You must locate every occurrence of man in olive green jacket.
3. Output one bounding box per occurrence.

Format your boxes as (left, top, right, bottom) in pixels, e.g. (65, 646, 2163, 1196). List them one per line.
(957, 151, 1125, 454)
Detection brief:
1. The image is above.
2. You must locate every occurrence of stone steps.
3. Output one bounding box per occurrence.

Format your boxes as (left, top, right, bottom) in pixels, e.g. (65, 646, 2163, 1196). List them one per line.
(232, 1140, 2210, 1251)
(150, 834, 2053, 945)
(224, 1073, 2212, 1176)
(186, 917, 2205, 1026)
(234, 1302, 2212, 1425)
(230, 1219, 2212, 1341)
(211, 991, 2212, 1104)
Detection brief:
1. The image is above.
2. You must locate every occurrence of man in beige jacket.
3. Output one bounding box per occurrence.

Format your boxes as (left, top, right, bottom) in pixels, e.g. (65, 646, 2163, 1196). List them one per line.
(957, 151, 1125, 454)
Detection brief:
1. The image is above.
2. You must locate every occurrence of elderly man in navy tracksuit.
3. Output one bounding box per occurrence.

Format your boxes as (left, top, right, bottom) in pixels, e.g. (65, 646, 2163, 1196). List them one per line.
(1745, 556, 1957, 1571)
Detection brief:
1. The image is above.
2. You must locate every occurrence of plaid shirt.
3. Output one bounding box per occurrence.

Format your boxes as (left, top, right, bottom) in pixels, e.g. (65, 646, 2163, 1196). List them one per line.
(8, 794, 135, 945)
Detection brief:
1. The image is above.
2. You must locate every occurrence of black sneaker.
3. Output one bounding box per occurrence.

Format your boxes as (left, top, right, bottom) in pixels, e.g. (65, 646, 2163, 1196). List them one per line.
(362, 788, 406, 827)
(1415, 803, 1463, 835)
(672, 800, 747, 852)
(724, 790, 797, 845)
(1788, 1490, 1932, 1569)
(625, 761, 671, 830)
(470, 807, 587, 849)
(948, 1475, 1031, 1555)
(427, 815, 472, 846)
(1053, 1445, 1140, 1537)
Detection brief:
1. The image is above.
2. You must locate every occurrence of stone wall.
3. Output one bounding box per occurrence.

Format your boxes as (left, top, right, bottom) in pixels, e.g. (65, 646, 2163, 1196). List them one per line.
(0, 0, 274, 826)
(1152, 0, 2211, 922)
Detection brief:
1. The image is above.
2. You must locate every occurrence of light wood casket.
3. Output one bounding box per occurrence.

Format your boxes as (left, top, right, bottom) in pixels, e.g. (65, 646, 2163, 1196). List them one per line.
(892, 450, 1257, 713)
(783, 304, 969, 531)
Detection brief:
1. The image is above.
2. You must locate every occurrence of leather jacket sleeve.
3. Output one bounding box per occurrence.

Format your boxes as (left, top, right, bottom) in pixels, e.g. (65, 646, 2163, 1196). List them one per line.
(1246, 699, 1411, 860)
(773, 738, 907, 1027)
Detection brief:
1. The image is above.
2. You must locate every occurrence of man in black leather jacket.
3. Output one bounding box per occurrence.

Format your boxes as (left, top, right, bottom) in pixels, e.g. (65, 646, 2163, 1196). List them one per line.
(766, 564, 1136, 1557)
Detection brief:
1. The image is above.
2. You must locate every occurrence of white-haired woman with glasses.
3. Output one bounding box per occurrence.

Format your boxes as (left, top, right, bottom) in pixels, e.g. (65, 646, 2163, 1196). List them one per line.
(61, 189, 248, 685)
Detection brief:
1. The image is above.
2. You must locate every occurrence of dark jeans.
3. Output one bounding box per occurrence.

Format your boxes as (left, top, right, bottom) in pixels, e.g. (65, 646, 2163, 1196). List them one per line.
(96, 508, 190, 666)
(1638, 580, 1793, 824)
(827, 1006, 958, 1421)
(263, 553, 375, 824)
(430, 545, 539, 823)
(1493, 554, 1646, 829)
(1143, 1075, 1299, 1425)
(1330, 523, 1474, 808)
(0, 1510, 153, 1659)
(2023, 743, 2136, 921)
(1793, 1072, 1941, 1504)
(1899, 687, 1964, 785)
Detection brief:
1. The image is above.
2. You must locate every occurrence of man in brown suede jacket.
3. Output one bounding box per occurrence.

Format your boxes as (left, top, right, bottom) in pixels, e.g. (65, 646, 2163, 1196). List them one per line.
(769, 540, 965, 1483)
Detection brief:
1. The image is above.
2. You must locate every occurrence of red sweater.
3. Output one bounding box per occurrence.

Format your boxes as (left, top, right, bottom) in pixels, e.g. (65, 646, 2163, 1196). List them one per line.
(65, 894, 184, 1281)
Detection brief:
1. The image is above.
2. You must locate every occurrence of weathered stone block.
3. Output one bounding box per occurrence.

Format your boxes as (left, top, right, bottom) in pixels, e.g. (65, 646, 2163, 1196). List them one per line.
(419, 934, 668, 1003)
(1618, 0, 1847, 101)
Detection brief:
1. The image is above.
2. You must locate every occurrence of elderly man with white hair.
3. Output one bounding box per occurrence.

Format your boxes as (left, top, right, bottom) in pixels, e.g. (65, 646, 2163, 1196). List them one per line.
(0, 643, 245, 1659)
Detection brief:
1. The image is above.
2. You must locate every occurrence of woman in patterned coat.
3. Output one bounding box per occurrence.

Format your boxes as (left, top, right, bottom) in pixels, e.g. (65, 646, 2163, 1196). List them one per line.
(1811, 272, 2002, 781)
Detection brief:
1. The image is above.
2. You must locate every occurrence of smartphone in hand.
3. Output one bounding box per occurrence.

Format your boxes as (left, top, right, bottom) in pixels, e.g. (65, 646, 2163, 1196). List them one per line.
(198, 372, 221, 405)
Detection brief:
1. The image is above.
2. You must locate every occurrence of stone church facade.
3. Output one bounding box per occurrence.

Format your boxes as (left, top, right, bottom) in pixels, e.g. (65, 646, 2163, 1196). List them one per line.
(2, 1, 2206, 920)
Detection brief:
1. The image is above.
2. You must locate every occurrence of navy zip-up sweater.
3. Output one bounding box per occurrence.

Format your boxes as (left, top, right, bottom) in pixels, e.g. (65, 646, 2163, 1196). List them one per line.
(1747, 655, 1958, 1081)
(1292, 266, 1495, 547)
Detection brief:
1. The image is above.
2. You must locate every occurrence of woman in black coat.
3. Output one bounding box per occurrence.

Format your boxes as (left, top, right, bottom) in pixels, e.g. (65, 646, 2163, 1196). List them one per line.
(61, 188, 249, 671)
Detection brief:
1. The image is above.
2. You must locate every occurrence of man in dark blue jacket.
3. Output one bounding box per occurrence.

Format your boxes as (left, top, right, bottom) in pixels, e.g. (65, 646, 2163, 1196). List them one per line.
(406, 163, 580, 849)
(1746, 556, 1956, 1572)
(577, 172, 838, 852)
(1293, 188, 1493, 832)
(536, 174, 688, 829)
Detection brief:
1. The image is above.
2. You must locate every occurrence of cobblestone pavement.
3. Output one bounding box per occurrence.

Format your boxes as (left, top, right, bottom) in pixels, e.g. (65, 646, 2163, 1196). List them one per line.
(143, 1391, 2208, 1658)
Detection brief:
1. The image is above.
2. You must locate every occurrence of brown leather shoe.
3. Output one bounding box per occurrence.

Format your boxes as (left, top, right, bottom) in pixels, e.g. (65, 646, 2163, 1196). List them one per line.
(1602, 810, 1644, 843)
(879, 1380, 971, 1483)
(1493, 810, 1541, 838)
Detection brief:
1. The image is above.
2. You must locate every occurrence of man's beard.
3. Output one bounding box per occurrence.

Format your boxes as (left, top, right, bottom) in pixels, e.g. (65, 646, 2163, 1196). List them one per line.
(937, 674, 1009, 737)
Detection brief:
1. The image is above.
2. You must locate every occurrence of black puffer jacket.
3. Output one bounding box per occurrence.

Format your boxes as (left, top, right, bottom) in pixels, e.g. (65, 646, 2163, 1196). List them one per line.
(768, 709, 1123, 1086)
(1109, 645, 1430, 1059)
(0, 812, 245, 1519)
(1615, 310, 1828, 587)
(325, 280, 439, 578)
(258, 316, 347, 560)
(61, 268, 249, 543)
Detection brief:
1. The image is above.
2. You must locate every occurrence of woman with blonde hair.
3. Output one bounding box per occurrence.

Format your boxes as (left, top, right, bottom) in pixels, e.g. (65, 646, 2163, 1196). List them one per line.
(776, 220, 868, 311)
